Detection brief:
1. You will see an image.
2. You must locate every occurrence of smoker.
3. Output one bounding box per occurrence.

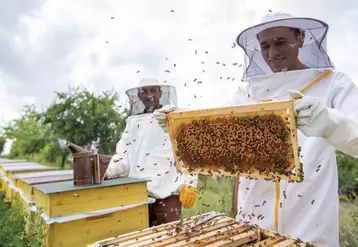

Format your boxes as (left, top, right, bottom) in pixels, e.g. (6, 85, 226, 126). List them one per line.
(66, 142, 112, 186)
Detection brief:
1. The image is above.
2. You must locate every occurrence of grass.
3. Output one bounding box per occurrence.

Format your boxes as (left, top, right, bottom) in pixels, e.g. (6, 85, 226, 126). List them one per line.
(182, 175, 235, 218)
(339, 196, 358, 247)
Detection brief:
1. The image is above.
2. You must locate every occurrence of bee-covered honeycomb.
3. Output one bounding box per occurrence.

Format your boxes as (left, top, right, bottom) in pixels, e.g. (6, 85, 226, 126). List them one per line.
(175, 113, 296, 176)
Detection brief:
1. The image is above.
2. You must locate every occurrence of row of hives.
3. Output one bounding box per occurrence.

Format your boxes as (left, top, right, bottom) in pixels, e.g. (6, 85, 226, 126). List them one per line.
(0, 158, 150, 247)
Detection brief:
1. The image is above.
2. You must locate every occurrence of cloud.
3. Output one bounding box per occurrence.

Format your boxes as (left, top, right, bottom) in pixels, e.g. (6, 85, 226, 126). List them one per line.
(0, 0, 357, 125)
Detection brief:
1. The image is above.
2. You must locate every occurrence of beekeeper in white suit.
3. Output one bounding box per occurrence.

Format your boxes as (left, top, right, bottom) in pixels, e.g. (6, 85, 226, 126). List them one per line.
(155, 12, 358, 246)
(105, 77, 198, 226)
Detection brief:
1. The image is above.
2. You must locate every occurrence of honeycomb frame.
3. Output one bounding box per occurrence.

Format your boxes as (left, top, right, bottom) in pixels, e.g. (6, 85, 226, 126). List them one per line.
(166, 100, 302, 182)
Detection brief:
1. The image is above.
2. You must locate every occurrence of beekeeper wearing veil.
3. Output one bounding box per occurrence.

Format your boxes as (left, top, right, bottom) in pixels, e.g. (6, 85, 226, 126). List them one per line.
(155, 12, 358, 246)
(105, 77, 198, 226)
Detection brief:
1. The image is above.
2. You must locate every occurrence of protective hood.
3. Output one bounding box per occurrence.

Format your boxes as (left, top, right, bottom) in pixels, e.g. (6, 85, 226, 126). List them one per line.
(235, 12, 335, 79)
(125, 78, 177, 116)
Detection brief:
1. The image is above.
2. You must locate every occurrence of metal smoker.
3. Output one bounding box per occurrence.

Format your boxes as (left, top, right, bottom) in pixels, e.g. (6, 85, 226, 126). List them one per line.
(66, 142, 112, 186)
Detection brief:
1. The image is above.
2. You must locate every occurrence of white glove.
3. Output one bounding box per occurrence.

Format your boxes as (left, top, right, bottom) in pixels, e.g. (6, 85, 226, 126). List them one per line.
(153, 105, 179, 133)
(288, 90, 339, 138)
(105, 154, 130, 179)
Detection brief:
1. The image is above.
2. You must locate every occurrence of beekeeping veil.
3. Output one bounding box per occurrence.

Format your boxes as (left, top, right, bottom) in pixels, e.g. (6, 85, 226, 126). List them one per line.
(236, 12, 335, 79)
(125, 77, 177, 116)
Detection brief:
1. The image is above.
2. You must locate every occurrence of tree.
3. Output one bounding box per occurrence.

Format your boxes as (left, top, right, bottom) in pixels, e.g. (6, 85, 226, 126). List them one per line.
(3, 105, 51, 159)
(42, 86, 127, 167)
(0, 136, 6, 155)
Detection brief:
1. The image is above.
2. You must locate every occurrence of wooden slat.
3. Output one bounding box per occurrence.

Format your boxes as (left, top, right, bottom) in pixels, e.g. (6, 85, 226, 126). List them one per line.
(122, 217, 234, 247)
(88, 214, 318, 247)
(251, 236, 286, 247)
(163, 223, 250, 247)
(91, 213, 213, 246)
(204, 230, 258, 247)
(272, 239, 295, 247)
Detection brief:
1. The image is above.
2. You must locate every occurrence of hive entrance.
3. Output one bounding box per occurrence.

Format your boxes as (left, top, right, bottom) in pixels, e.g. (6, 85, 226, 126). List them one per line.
(167, 100, 302, 181)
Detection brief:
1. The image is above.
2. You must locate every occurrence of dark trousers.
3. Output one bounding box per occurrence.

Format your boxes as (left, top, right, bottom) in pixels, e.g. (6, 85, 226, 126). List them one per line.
(149, 195, 182, 227)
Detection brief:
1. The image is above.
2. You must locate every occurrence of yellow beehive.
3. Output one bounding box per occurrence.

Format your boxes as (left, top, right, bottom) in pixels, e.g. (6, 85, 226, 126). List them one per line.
(166, 100, 302, 182)
(0, 160, 29, 187)
(28, 177, 150, 247)
(0, 162, 58, 200)
(88, 212, 317, 247)
(13, 170, 73, 208)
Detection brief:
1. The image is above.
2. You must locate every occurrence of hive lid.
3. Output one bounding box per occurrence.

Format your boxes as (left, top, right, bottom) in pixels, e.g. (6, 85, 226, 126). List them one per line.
(0, 159, 27, 164)
(33, 177, 150, 194)
(166, 100, 303, 182)
(2, 163, 58, 172)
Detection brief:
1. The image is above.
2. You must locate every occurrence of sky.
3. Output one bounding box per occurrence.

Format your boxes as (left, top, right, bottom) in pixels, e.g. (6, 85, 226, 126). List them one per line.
(1, 0, 358, 127)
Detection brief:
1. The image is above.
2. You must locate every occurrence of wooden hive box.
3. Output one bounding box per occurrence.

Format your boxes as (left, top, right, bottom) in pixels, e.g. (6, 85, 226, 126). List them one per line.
(28, 177, 150, 247)
(0, 160, 29, 187)
(88, 212, 318, 247)
(0, 162, 58, 200)
(166, 100, 302, 182)
(12, 170, 74, 208)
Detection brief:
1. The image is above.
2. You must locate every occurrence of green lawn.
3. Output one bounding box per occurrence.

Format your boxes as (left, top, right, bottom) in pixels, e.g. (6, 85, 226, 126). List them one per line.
(182, 175, 235, 218)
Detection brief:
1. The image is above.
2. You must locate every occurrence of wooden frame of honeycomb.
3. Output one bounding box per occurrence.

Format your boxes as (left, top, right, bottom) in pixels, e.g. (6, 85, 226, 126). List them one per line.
(166, 100, 302, 182)
(88, 212, 317, 247)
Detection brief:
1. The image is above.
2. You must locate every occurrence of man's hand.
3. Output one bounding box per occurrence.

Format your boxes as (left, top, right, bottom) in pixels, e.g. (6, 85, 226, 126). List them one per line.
(179, 184, 197, 208)
(288, 90, 338, 138)
(153, 105, 178, 133)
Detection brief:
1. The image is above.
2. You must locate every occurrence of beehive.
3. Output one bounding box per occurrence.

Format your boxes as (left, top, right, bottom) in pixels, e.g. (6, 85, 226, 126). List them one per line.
(13, 170, 73, 207)
(166, 100, 302, 182)
(28, 177, 150, 247)
(0, 162, 58, 200)
(88, 212, 317, 247)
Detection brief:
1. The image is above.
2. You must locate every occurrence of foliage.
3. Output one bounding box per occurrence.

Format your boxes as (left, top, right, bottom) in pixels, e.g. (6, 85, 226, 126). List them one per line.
(42, 86, 127, 155)
(339, 196, 358, 247)
(0, 135, 6, 155)
(0, 194, 27, 247)
(3, 105, 50, 160)
(337, 151, 358, 199)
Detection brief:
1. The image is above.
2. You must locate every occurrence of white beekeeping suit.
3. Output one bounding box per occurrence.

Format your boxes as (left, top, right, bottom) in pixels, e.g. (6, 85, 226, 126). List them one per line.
(106, 78, 197, 200)
(229, 12, 358, 247)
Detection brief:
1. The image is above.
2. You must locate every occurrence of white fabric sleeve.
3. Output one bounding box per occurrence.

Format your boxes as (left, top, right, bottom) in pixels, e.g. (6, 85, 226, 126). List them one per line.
(327, 72, 358, 157)
(184, 174, 198, 187)
(106, 125, 131, 178)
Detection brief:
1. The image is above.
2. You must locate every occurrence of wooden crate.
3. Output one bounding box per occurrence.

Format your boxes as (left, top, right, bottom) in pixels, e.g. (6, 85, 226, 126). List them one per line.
(166, 100, 302, 182)
(88, 212, 317, 247)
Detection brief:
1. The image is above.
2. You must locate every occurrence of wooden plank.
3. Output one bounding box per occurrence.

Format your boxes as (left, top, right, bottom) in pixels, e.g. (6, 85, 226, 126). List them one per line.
(88, 214, 318, 247)
(21, 174, 73, 185)
(166, 100, 302, 182)
(0, 162, 41, 168)
(91, 213, 209, 246)
(232, 177, 239, 217)
(272, 239, 295, 247)
(251, 236, 286, 247)
(163, 223, 251, 247)
(123, 217, 234, 247)
(13, 170, 73, 180)
(203, 230, 258, 247)
(33, 177, 149, 194)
